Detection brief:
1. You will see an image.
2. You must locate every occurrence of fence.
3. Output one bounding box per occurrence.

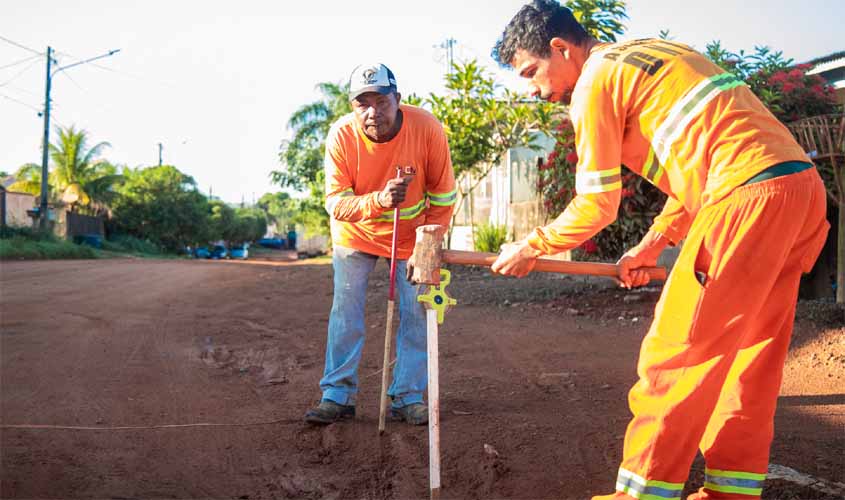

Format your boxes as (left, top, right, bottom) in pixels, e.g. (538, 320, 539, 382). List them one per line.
(0, 189, 36, 227)
(53, 211, 105, 240)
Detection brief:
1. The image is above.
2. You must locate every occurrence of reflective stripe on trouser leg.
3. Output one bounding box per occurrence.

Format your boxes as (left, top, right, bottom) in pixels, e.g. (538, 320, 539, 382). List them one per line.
(702, 469, 765, 497)
(616, 468, 683, 499)
(617, 169, 828, 493)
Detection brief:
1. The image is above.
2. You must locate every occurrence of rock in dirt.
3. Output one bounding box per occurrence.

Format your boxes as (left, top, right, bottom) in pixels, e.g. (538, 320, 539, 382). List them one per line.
(537, 372, 572, 387)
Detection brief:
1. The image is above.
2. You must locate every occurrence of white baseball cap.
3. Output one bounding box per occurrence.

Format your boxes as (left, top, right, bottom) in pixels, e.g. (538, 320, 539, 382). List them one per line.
(348, 63, 398, 100)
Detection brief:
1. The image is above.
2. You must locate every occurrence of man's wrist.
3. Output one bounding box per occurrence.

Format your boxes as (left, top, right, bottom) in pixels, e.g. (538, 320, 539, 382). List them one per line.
(521, 239, 543, 258)
(634, 231, 669, 261)
(525, 231, 548, 256)
(374, 192, 386, 209)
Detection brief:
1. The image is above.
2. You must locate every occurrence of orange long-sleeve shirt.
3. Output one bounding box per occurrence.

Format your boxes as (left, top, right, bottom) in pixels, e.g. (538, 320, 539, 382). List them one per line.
(528, 39, 808, 253)
(324, 104, 456, 259)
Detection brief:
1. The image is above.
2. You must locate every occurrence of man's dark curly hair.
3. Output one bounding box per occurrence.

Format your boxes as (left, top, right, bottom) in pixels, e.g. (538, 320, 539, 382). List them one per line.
(492, 0, 589, 67)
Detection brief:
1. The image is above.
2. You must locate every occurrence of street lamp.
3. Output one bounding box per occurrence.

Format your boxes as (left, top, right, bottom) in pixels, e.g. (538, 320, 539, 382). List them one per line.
(38, 46, 120, 229)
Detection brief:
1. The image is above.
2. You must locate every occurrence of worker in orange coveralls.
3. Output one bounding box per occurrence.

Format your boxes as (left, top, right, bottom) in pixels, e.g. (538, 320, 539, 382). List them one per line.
(489, 1, 829, 499)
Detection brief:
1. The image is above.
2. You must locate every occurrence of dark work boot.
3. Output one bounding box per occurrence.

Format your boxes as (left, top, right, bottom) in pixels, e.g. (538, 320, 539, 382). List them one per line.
(304, 400, 355, 425)
(389, 403, 428, 425)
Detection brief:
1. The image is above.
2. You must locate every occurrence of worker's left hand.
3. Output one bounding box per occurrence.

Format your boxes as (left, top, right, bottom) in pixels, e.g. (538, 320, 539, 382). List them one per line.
(491, 240, 541, 278)
(406, 252, 417, 283)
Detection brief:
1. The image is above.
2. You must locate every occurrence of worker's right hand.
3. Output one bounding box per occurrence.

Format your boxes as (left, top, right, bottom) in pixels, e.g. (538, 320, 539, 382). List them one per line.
(377, 176, 413, 209)
(616, 251, 657, 289)
(617, 231, 668, 289)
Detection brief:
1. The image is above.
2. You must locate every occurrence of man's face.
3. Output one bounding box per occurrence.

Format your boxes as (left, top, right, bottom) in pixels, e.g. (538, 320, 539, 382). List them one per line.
(511, 45, 576, 104)
(351, 91, 401, 142)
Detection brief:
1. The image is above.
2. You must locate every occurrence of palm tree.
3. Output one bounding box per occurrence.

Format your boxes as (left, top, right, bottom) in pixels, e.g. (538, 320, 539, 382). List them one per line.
(9, 125, 122, 214)
(272, 81, 351, 191)
(270, 81, 351, 237)
(7, 163, 42, 195)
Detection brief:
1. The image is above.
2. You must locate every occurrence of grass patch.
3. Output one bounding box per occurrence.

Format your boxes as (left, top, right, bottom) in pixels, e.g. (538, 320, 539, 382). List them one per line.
(0, 236, 97, 260)
(99, 235, 173, 258)
(0, 228, 172, 261)
(473, 222, 510, 253)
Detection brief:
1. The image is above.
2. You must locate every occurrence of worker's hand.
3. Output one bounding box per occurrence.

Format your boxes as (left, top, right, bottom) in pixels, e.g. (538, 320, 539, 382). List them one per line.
(491, 240, 542, 278)
(406, 252, 417, 283)
(377, 176, 414, 209)
(617, 231, 671, 289)
(616, 251, 657, 289)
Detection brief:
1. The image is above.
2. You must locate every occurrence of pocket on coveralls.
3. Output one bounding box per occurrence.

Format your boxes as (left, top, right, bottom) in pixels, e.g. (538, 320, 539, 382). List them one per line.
(652, 235, 707, 345)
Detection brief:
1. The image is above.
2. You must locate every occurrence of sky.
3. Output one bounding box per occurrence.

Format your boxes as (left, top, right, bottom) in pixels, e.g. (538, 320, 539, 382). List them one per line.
(1, 0, 842, 204)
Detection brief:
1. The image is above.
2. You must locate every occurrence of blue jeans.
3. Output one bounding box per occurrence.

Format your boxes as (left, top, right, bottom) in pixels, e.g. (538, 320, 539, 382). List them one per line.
(319, 245, 427, 408)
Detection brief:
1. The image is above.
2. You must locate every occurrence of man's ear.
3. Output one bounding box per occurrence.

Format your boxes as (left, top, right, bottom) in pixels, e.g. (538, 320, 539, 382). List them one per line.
(394, 92, 402, 104)
(550, 37, 572, 58)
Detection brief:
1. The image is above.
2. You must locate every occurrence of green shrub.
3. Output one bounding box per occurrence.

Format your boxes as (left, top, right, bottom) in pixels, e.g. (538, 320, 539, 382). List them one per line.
(0, 236, 96, 260)
(0, 226, 53, 241)
(101, 234, 164, 255)
(474, 222, 510, 253)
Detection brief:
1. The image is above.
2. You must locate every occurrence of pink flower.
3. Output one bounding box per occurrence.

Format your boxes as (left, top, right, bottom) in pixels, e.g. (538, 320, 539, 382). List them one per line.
(768, 72, 787, 84)
(565, 151, 578, 164)
(782, 82, 796, 93)
(581, 239, 598, 254)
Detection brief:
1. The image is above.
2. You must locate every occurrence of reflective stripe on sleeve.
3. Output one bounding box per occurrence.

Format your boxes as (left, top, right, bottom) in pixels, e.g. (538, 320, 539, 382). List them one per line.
(427, 188, 457, 206)
(642, 147, 665, 186)
(324, 189, 354, 214)
(575, 168, 622, 194)
(374, 199, 426, 221)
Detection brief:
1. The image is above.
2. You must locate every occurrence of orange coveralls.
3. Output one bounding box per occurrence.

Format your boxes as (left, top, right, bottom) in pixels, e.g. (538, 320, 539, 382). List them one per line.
(526, 39, 829, 499)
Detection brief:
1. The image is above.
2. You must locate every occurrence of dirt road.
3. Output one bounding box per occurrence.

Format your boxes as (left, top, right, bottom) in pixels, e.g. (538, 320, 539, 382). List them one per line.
(1, 257, 843, 499)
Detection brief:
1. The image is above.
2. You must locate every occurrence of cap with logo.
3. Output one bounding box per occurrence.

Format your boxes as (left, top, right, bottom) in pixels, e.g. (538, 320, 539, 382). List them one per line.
(348, 63, 397, 100)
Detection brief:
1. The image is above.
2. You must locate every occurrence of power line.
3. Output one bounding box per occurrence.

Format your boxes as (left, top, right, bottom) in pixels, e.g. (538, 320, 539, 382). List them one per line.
(58, 70, 87, 93)
(56, 49, 179, 89)
(4, 82, 38, 97)
(0, 35, 42, 56)
(0, 57, 41, 87)
(0, 92, 40, 112)
(0, 54, 42, 71)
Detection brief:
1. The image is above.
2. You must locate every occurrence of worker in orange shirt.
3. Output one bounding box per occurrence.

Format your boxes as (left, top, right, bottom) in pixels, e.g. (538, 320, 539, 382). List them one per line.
(490, 1, 829, 499)
(304, 63, 456, 426)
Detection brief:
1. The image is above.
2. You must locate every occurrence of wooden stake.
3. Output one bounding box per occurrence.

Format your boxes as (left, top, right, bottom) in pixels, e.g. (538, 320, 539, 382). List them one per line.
(426, 307, 441, 499)
(379, 167, 405, 435)
(378, 300, 395, 434)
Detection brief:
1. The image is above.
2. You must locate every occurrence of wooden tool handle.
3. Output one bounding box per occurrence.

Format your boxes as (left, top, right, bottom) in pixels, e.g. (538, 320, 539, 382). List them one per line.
(442, 249, 668, 281)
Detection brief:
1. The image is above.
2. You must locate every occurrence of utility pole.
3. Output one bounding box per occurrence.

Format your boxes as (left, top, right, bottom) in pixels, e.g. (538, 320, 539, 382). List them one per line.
(38, 47, 54, 230)
(38, 46, 120, 230)
(158, 143, 163, 166)
(441, 38, 456, 77)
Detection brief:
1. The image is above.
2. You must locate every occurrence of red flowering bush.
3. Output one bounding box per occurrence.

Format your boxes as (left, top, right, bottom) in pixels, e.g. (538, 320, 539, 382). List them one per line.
(760, 64, 839, 122)
(538, 118, 667, 260)
(705, 43, 840, 122)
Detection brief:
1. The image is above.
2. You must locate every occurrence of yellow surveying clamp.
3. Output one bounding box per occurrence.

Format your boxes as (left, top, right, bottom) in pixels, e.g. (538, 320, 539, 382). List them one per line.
(417, 269, 457, 324)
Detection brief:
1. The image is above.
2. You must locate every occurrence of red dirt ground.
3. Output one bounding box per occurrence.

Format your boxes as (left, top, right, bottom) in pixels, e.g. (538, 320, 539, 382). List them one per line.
(1, 255, 843, 499)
